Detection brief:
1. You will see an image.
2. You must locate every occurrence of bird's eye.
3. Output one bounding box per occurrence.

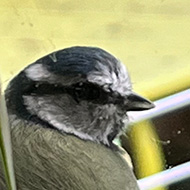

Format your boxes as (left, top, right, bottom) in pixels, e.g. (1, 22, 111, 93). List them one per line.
(23, 81, 108, 104)
(72, 83, 103, 103)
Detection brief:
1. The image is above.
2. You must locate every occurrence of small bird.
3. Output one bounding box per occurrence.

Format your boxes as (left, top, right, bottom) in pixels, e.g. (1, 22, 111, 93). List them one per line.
(0, 46, 154, 190)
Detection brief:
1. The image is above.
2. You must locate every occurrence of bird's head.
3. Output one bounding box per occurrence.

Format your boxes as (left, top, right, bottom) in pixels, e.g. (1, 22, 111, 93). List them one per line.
(5, 46, 154, 147)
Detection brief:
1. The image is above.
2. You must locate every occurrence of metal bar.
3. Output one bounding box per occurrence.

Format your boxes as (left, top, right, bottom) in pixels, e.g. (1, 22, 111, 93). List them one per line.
(138, 161, 190, 190)
(128, 89, 190, 123)
(129, 90, 190, 189)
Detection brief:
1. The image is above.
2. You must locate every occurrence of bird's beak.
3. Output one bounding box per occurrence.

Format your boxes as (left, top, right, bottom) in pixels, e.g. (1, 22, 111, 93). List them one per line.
(126, 92, 155, 111)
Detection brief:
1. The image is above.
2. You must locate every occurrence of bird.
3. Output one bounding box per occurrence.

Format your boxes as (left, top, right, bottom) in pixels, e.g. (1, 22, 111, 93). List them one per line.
(0, 46, 154, 190)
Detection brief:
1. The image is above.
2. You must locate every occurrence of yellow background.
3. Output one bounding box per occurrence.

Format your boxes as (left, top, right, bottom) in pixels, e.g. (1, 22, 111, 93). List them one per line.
(0, 0, 190, 99)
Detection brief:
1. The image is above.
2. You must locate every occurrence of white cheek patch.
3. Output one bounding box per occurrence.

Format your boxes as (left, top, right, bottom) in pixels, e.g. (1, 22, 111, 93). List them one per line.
(25, 64, 52, 81)
(23, 95, 95, 142)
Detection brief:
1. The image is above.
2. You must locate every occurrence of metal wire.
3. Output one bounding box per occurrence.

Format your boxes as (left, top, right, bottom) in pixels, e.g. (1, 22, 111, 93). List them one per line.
(128, 89, 190, 189)
(138, 161, 190, 190)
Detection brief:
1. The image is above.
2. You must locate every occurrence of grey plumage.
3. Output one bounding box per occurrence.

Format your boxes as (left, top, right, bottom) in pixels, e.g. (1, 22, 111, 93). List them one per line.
(5, 121, 138, 190)
(0, 46, 154, 189)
